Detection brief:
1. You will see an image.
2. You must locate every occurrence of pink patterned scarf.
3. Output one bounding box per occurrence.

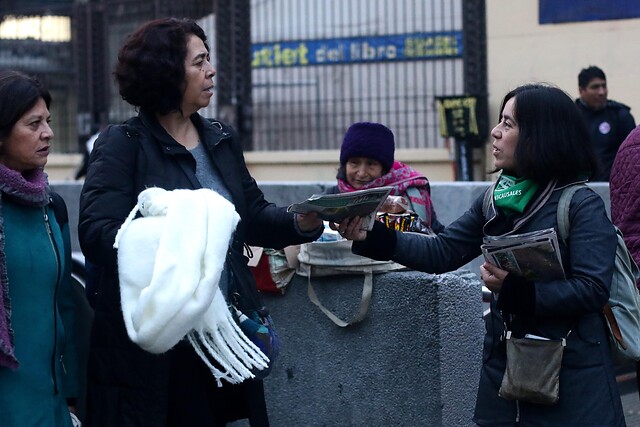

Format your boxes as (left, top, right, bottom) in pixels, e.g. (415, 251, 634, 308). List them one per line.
(0, 164, 50, 369)
(337, 160, 434, 226)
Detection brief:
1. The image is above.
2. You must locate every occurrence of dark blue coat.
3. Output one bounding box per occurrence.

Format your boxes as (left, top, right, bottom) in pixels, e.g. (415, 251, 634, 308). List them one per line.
(576, 99, 636, 182)
(79, 110, 321, 426)
(354, 181, 626, 426)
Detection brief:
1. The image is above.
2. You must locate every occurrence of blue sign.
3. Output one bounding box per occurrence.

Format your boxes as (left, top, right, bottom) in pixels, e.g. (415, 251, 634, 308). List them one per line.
(251, 31, 463, 68)
(540, 0, 640, 24)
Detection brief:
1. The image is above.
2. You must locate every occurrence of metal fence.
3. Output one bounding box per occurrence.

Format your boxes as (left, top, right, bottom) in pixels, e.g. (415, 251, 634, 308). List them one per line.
(250, 0, 465, 151)
(0, 0, 215, 154)
(0, 0, 486, 155)
(75, 0, 216, 136)
(0, 5, 76, 153)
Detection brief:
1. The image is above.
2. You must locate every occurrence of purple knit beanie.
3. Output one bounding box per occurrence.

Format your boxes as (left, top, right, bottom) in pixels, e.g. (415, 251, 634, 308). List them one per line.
(340, 122, 395, 171)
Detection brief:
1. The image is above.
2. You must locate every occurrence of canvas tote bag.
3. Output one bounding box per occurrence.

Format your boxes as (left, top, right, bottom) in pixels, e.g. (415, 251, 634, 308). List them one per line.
(296, 239, 405, 327)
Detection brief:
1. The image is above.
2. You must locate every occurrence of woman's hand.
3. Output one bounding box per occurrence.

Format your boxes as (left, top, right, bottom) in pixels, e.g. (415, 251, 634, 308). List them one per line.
(329, 217, 367, 241)
(480, 262, 509, 293)
(295, 211, 323, 232)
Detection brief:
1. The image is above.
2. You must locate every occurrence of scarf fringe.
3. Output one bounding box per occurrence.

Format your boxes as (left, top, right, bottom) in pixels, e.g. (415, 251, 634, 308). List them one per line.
(187, 293, 269, 386)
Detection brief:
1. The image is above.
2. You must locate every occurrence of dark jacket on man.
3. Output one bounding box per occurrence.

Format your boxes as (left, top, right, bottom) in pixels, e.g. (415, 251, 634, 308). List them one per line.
(575, 99, 636, 181)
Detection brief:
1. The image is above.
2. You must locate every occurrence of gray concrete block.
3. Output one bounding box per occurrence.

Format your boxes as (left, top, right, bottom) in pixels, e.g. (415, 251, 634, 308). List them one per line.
(261, 270, 483, 427)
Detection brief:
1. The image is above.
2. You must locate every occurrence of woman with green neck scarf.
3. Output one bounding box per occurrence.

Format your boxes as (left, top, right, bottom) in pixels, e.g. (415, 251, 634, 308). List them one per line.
(0, 71, 79, 426)
(335, 84, 625, 426)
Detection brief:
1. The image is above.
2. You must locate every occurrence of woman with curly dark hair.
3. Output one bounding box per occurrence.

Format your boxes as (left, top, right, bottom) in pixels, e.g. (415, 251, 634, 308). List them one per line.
(336, 84, 626, 426)
(79, 18, 322, 426)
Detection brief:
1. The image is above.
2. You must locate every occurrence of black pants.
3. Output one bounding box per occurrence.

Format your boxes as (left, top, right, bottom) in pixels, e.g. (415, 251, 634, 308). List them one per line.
(167, 343, 269, 426)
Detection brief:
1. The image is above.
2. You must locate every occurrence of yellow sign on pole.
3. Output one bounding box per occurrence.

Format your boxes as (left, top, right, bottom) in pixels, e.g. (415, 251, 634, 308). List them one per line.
(436, 96, 479, 140)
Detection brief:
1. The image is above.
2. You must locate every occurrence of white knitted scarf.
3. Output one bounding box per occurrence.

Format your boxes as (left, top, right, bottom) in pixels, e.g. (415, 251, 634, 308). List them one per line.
(113, 187, 269, 385)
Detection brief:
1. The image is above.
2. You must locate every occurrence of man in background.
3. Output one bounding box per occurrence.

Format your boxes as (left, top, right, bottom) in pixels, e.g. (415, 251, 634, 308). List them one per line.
(576, 65, 635, 181)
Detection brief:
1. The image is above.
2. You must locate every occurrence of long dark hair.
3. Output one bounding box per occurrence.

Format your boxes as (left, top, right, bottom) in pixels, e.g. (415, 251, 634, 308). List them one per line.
(496, 84, 596, 182)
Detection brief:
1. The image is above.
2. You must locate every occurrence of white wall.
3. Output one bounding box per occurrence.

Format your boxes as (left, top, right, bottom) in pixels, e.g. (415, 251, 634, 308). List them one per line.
(486, 0, 640, 125)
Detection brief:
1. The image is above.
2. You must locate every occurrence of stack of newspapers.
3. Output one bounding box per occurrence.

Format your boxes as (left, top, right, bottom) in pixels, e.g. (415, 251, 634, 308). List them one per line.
(481, 228, 566, 281)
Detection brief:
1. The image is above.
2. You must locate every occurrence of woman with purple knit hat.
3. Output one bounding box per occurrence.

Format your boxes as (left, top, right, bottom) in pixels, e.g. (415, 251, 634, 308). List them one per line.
(326, 121, 444, 234)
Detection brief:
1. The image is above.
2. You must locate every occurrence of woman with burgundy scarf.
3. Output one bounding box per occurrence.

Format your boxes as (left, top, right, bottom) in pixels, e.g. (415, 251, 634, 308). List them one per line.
(335, 85, 626, 426)
(0, 70, 79, 426)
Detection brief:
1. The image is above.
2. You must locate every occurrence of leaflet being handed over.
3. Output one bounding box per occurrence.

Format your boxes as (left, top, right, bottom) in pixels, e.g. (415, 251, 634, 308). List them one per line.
(287, 186, 393, 231)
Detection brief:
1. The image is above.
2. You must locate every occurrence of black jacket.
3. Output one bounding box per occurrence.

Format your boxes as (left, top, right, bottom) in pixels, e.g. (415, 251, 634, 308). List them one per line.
(353, 180, 625, 426)
(79, 110, 321, 426)
(575, 99, 636, 181)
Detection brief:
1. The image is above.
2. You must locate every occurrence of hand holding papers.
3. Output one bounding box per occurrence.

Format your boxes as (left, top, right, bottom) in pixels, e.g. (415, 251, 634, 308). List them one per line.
(481, 228, 565, 281)
(287, 186, 393, 231)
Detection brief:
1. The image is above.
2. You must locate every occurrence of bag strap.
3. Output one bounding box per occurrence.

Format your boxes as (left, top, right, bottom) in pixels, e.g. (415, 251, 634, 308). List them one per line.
(603, 304, 625, 350)
(556, 183, 627, 347)
(306, 268, 373, 327)
(481, 182, 496, 221)
(406, 187, 428, 222)
(49, 192, 69, 229)
(228, 246, 264, 312)
(556, 184, 586, 242)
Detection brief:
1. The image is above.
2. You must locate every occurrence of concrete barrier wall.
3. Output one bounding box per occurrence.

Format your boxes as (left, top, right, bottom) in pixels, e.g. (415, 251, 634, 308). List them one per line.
(50, 180, 610, 426)
(50, 181, 611, 255)
(262, 270, 484, 426)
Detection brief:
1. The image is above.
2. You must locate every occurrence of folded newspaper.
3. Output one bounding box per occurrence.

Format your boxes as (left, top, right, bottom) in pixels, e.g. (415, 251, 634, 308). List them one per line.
(287, 186, 393, 231)
(481, 227, 565, 281)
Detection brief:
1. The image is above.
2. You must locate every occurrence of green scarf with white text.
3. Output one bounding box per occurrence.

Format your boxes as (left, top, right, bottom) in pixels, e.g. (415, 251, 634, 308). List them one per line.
(493, 174, 539, 215)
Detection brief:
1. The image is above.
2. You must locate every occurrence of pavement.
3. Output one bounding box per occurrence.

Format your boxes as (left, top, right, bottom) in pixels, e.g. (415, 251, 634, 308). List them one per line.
(618, 367, 640, 426)
(227, 369, 640, 427)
